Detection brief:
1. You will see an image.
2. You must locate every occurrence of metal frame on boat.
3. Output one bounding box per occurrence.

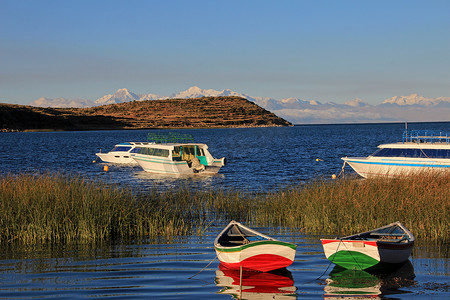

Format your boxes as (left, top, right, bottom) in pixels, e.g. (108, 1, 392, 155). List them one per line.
(214, 221, 297, 272)
(320, 221, 415, 270)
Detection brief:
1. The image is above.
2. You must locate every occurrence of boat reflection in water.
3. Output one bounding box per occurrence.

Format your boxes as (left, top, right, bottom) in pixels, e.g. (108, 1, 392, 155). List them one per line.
(324, 260, 416, 298)
(215, 263, 297, 299)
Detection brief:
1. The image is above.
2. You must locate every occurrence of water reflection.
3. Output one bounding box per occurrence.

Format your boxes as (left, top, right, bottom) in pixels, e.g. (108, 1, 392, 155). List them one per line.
(215, 263, 297, 299)
(324, 260, 416, 298)
(132, 169, 225, 192)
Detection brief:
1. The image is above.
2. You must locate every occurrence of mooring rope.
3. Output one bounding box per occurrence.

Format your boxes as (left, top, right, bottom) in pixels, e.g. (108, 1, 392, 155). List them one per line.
(314, 239, 343, 281)
(341, 240, 365, 271)
(188, 255, 218, 279)
(337, 161, 347, 178)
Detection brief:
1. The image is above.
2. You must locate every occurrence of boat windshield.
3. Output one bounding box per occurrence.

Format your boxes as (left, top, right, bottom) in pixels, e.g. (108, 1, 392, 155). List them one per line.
(371, 148, 450, 159)
(137, 147, 170, 158)
(111, 146, 132, 152)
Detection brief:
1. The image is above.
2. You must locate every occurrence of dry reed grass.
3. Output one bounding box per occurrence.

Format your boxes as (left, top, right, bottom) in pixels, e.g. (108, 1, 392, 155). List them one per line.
(0, 173, 192, 244)
(1, 171, 448, 245)
(252, 171, 449, 242)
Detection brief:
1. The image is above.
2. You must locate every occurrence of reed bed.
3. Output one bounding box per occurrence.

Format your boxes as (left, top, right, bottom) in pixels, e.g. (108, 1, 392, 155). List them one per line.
(1, 171, 448, 245)
(251, 172, 449, 242)
(0, 173, 194, 244)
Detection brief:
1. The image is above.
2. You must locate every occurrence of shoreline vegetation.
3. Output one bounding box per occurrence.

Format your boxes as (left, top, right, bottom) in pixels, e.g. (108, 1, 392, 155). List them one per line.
(0, 172, 448, 245)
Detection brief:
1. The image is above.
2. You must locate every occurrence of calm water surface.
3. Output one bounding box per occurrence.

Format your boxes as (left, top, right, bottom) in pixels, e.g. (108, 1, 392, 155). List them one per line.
(0, 123, 449, 298)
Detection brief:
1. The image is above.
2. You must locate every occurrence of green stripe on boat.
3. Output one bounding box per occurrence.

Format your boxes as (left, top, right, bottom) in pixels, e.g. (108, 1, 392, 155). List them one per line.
(215, 240, 296, 253)
(328, 251, 379, 270)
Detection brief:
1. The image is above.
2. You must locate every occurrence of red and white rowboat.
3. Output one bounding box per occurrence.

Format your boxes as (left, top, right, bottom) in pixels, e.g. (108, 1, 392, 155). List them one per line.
(214, 221, 297, 272)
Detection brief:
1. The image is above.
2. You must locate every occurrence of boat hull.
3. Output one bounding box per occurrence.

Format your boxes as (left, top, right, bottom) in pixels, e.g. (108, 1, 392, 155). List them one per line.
(96, 152, 136, 164)
(134, 155, 224, 175)
(321, 239, 414, 270)
(343, 157, 450, 178)
(215, 241, 296, 272)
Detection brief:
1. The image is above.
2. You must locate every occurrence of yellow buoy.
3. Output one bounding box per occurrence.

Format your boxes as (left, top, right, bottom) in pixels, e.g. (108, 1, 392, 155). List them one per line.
(103, 165, 109, 172)
(331, 174, 337, 179)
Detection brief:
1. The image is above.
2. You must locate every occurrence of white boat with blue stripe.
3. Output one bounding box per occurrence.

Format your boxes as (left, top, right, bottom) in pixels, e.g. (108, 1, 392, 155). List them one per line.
(342, 130, 450, 178)
(132, 133, 225, 175)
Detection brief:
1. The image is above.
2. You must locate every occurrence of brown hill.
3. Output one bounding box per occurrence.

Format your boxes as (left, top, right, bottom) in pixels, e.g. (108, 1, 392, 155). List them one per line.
(0, 96, 291, 131)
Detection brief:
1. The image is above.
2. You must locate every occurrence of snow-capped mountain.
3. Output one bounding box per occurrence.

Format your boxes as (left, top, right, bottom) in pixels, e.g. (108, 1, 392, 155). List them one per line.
(140, 93, 162, 101)
(169, 86, 249, 100)
(382, 94, 450, 107)
(345, 98, 370, 107)
(27, 87, 450, 124)
(29, 97, 93, 108)
(94, 88, 141, 105)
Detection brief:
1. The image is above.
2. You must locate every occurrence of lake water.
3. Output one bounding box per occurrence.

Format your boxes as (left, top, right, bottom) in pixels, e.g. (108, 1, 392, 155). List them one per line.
(0, 122, 449, 298)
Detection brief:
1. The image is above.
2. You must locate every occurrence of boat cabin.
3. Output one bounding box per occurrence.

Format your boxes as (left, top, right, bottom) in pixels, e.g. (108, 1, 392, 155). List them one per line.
(371, 147, 450, 159)
(110, 144, 133, 153)
(132, 143, 213, 166)
(109, 142, 154, 153)
(369, 130, 450, 159)
(132, 132, 225, 174)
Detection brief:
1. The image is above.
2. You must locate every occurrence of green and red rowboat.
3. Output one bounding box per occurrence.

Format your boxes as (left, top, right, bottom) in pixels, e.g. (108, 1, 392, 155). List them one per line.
(321, 221, 415, 270)
(214, 221, 297, 272)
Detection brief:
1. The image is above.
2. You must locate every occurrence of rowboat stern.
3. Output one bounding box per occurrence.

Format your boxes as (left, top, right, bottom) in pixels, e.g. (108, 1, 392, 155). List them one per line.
(214, 240, 297, 272)
(214, 221, 296, 272)
(320, 239, 381, 270)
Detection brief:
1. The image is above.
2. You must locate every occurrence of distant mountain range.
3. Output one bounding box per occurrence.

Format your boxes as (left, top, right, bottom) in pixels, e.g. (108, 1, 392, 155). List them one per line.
(29, 87, 450, 124)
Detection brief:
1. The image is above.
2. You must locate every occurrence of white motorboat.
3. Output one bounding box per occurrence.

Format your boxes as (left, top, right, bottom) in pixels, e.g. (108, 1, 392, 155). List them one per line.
(95, 142, 153, 164)
(342, 130, 450, 178)
(132, 132, 225, 174)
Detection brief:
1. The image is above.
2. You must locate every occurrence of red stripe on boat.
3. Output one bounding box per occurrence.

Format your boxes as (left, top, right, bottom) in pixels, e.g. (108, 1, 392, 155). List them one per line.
(220, 254, 293, 272)
(320, 239, 337, 245)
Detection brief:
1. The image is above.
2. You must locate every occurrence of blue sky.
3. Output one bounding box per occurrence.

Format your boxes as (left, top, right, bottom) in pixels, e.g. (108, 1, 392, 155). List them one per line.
(1, 0, 450, 105)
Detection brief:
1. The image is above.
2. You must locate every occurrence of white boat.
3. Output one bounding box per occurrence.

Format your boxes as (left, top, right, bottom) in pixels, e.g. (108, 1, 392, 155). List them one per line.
(95, 142, 153, 164)
(320, 221, 415, 270)
(214, 221, 297, 272)
(132, 132, 225, 175)
(342, 130, 450, 178)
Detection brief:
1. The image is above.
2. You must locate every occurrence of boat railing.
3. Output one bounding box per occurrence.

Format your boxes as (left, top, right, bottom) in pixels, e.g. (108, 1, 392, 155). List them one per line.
(369, 232, 404, 236)
(147, 132, 194, 144)
(402, 130, 449, 144)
